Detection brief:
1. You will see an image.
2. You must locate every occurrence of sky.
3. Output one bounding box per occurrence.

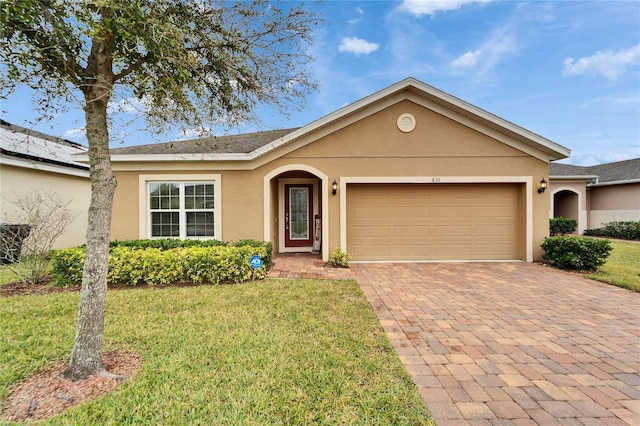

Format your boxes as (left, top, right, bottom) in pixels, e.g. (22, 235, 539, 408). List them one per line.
(1, 0, 639, 166)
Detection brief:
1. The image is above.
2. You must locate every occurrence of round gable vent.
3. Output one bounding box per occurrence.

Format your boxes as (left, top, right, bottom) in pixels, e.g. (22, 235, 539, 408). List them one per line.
(397, 113, 416, 133)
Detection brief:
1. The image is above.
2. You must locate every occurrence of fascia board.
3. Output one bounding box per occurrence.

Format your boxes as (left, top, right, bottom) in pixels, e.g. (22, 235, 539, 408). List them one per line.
(588, 178, 640, 187)
(1, 154, 90, 178)
(550, 175, 599, 180)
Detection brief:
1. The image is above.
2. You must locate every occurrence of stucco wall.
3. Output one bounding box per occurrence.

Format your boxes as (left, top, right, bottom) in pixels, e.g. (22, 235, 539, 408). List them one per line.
(0, 165, 90, 248)
(111, 98, 551, 261)
(589, 183, 640, 228)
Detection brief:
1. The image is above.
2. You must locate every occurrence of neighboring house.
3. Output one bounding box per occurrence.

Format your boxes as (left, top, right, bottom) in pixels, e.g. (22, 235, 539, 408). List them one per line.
(99, 78, 571, 262)
(550, 158, 640, 234)
(0, 120, 90, 248)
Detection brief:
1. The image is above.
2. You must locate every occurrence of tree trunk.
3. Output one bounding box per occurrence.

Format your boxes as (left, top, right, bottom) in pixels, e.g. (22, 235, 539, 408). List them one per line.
(64, 35, 117, 380)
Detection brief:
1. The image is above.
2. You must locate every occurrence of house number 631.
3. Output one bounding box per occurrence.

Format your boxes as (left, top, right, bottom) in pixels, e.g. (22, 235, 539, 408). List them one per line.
(432, 177, 441, 183)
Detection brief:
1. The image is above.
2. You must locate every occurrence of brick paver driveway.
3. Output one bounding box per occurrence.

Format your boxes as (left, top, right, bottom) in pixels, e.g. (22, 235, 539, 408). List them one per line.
(352, 262, 640, 425)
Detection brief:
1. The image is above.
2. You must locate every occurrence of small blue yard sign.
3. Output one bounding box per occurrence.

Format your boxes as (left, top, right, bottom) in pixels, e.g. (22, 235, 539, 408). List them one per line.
(249, 254, 263, 269)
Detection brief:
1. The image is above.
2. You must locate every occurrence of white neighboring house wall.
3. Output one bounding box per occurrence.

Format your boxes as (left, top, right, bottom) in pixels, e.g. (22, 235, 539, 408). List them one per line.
(0, 121, 91, 249)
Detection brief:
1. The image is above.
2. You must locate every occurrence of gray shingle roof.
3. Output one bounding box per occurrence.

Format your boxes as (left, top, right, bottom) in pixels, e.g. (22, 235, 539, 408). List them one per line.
(549, 163, 592, 177)
(588, 158, 640, 183)
(550, 158, 640, 184)
(109, 128, 300, 155)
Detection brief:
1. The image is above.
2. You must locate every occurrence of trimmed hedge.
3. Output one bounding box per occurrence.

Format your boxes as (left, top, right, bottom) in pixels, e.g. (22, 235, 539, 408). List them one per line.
(549, 217, 577, 236)
(110, 238, 272, 268)
(53, 239, 272, 286)
(541, 236, 612, 271)
(584, 221, 640, 241)
(109, 238, 228, 249)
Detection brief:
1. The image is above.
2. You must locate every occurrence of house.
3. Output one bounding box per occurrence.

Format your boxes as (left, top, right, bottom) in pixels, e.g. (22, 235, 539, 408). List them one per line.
(0, 120, 90, 248)
(550, 158, 640, 234)
(103, 78, 571, 262)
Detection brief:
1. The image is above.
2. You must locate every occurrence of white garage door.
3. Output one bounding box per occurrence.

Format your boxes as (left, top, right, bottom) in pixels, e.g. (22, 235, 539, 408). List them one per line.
(346, 183, 523, 261)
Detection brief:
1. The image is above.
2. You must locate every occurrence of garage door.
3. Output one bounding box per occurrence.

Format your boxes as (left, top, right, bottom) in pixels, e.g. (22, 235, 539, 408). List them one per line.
(347, 183, 523, 261)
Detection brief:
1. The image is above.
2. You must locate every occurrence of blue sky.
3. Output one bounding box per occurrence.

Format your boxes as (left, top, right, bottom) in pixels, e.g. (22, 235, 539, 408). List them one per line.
(2, 0, 639, 165)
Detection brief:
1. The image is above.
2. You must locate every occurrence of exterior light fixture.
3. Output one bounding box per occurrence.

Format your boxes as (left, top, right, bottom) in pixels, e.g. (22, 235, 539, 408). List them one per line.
(332, 180, 338, 196)
(538, 178, 548, 194)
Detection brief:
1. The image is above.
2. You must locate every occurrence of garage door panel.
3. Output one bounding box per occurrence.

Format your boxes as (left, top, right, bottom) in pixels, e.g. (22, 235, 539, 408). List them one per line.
(433, 206, 471, 218)
(475, 244, 516, 257)
(352, 206, 389, 218)
(352, 225, 389, 237)
(475, 205, 513, 217)
(434, 225, 472, 236)
(392, 206, 431, 218)
(475, 224, 513, 237)
(392, 225, 430, 237)
(434, 244, 472, 256)
(392, 245, 432, 257)
(351, 244, 389, 257)
(347, 183, 522, 261)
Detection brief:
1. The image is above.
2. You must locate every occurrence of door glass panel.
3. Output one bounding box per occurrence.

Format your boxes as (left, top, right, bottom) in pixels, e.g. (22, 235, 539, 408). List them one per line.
(289, 188, 309, 240)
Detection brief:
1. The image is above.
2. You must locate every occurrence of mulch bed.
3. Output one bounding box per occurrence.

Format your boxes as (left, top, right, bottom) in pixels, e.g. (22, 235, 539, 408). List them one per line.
(1, 350, 141, 422)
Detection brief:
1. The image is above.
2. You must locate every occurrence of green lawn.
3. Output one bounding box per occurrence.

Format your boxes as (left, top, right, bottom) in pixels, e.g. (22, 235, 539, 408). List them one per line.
(587, 240, 640, 292)
(0, 265, 21, 286)
(1, 279, 433, 425)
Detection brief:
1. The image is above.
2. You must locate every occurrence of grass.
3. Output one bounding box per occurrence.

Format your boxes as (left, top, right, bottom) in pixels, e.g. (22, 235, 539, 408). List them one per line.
(587, 240, 640, 292)
(0, 279, 433, 425)
(0, 265, 21, 285)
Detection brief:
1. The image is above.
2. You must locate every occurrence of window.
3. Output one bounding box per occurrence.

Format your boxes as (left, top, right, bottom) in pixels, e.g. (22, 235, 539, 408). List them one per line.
(148, 181, 216, 238)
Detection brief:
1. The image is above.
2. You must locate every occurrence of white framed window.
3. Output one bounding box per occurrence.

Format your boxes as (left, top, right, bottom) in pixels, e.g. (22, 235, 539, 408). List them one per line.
(139, 174, 221, 240)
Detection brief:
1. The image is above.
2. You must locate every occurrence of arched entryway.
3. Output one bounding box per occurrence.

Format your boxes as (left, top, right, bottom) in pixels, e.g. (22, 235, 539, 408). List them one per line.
(263, 165, 329, 261)
(554, 190, 579, 220)
(552, 189, 580, 234)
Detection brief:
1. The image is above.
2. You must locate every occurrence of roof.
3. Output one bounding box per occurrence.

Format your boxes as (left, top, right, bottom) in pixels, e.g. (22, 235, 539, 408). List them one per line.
(109, 128, 299, 155)
(103, 77, 570, 164)
(550, 158, 640, 185)
(0, 120, 89, 177)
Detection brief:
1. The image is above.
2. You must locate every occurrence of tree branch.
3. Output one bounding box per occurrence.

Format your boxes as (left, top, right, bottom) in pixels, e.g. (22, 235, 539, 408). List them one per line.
(113, 54, 149, 82)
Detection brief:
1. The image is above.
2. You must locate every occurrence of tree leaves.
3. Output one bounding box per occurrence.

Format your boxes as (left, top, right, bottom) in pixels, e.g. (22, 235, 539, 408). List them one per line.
(1, 0, 321, 137)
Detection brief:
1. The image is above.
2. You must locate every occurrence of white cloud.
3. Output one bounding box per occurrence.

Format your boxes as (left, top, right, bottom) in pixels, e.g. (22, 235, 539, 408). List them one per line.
(62, 128, 85, 140)
(338, 37, 380, 55)
(108, 96, 150, 115)
(399, 0, 492, 17)
(349, 7, 364, 24)
(451, 50, 482, 68)
(566, 151, 637, 166)
(448, 25, 517, 80)
(563, 44, 640, 81)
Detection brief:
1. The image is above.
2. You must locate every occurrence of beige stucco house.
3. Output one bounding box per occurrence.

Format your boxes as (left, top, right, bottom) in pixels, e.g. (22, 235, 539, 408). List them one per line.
(550, 159, 640, 234)
(103, 78, 571, 262)
(0, 120, 91, 248)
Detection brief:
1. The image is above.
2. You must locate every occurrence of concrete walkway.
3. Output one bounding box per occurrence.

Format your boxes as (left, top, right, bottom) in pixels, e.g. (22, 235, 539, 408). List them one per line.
(352, 262, 640, 425)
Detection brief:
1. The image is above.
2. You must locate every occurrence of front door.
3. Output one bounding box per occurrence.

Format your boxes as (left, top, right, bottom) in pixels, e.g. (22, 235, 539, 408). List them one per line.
(284, 184, 313, 248)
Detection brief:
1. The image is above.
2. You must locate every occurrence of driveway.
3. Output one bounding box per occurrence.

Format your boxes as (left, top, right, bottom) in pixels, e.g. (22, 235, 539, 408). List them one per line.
(352, 262, 640, 425)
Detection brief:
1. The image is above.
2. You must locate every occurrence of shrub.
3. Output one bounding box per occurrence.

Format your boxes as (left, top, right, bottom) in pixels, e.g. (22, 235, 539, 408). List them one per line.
(52, 247, 86, 286)
(328, 247, 351, 268)
(541, 236, 612, 271)
(109, 238, 228, 249)
(234, 239, 273, 269)
(584, 221, 640, 241)
(549, 217, 578, 236)
(53, 241, 271, 286)
(108, 238, 271, 266)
